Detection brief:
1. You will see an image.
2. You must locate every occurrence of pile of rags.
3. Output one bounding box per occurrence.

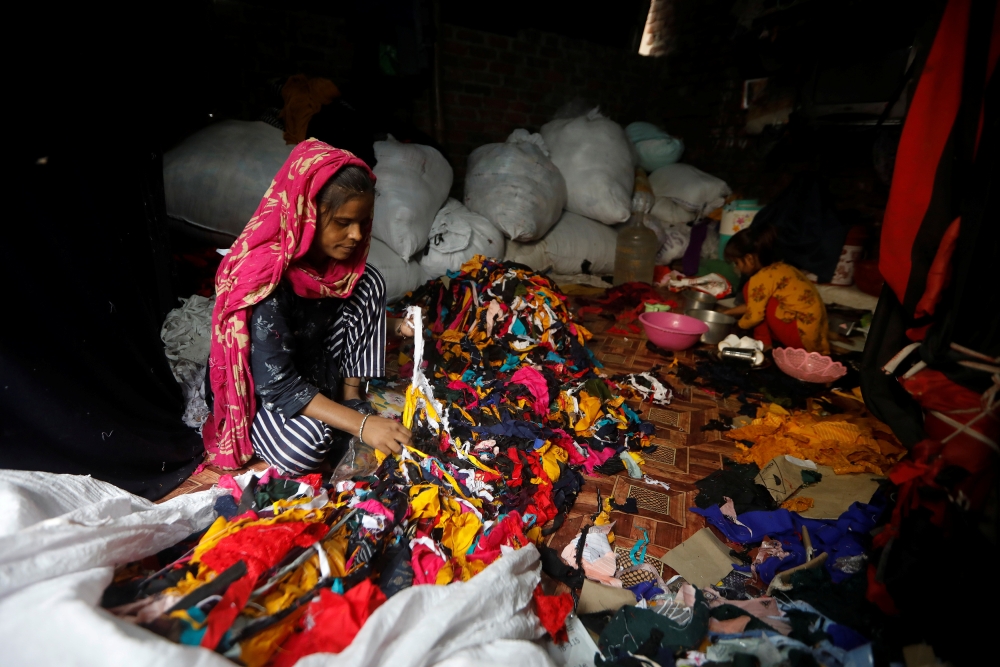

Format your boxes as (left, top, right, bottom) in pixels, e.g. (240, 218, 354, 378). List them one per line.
(726, 402, 906, 475)
(101, 256, 668, 664)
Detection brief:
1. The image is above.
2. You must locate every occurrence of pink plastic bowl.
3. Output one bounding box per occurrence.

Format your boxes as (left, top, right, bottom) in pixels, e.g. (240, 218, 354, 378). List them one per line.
(773, 347, 848, 383)
(639, 312, 709, 351)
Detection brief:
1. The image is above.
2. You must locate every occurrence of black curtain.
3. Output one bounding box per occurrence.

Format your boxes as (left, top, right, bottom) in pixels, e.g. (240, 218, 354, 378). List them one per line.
(2, 1, 216, 498)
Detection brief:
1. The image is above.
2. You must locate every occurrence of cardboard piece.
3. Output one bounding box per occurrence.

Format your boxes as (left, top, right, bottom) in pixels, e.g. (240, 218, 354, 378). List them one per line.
(756, 455, 884, 520)
(756, 455, 811, 503)
(661, 527, 741, 589)
(576, 579, 637, 615)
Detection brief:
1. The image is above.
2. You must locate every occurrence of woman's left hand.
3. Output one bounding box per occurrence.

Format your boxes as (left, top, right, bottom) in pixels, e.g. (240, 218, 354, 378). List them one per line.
(389, 309, 425, 339)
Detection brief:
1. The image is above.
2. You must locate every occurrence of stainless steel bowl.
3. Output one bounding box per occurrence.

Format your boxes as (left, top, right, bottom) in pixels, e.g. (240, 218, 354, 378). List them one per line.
(685, 308, 735, 345)
(681, 289, 718, 312)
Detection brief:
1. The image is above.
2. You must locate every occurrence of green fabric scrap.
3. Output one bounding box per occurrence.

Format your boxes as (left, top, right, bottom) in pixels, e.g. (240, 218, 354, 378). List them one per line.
(801, 469, 823, 485)
(598, 589, 710, 657)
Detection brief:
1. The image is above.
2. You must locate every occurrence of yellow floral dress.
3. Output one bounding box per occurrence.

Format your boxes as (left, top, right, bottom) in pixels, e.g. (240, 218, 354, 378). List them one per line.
(738, 262, 830, 354)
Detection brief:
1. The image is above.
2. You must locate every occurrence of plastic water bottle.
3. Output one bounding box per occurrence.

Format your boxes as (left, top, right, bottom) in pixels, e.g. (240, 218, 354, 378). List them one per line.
(614, 169, 659, 285)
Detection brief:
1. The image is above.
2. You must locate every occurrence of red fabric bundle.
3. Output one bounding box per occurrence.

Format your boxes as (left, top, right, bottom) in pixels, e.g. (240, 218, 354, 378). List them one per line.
(271, 580, 386, 666)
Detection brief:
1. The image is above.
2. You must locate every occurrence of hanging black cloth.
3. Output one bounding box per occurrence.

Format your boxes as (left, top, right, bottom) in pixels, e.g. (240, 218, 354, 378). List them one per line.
(0, 149, 203, 500)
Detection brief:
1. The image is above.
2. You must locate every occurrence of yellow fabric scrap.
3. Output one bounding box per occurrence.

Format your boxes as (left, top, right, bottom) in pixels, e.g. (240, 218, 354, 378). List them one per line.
(409, 485, 442, 520)
(781, 497, 815, 512)
(726, 403, 906, 475)
(436, 497, 482, 555)
(575, 391, 603, 434)
(536, 440, 568, 482)
(239, 606, 306, 667)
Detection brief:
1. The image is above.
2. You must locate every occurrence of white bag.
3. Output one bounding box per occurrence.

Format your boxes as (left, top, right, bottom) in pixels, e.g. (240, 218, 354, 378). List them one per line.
(0, 470, 551, 667)
(464, 130, 567, 241)
(505, 211, 618, 276)
(650, 197, 697, 225)
(367, 237, 425, 304)
(163, 120, 293, 239)
(419, 199, 506, 281)
(540, 109, 635, 225)
(372, 136, 453, 260)
(648, 163, 732, 216)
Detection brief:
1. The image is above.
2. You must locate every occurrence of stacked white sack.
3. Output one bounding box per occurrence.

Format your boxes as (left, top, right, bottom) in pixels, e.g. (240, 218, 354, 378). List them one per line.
(163, 120, 293, 239)
(540, 109, 635, 225)
(420, 199, 506, 281)
(648, 163, 731, 218)
(372, 136, 453, 261)
(367, 238, 424, 304)
(505, 210, 618, 276)
(464, 129, 567, 241)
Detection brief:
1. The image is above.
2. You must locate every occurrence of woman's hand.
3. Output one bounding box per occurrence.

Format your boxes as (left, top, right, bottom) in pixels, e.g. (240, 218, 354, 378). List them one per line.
(723, 304, 747, 317)
(388, 308, 426, 339)
(360, 416, 411, 455)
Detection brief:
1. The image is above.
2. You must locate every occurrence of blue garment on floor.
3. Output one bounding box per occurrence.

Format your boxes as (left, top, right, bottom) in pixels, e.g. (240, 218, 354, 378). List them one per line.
(690, 501, 882, 584)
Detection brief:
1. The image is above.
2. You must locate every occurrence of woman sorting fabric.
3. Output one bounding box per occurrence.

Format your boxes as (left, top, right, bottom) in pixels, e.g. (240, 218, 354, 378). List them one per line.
(203, 140, 413, 473)
(722, 224, 830, 354)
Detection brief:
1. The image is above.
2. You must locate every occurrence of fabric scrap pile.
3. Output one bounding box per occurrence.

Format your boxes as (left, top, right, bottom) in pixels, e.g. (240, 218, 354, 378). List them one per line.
(101, 256, 670, 664)
(726, 402, 906, 475)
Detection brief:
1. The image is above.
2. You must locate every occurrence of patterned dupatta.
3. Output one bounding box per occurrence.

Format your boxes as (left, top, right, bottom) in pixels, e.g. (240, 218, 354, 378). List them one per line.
(203, 140, 375, 468)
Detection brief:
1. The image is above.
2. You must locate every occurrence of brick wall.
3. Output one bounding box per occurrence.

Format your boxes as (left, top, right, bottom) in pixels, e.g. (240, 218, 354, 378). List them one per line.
(412, 24, 671, 192)
(206, 0, 886, 215)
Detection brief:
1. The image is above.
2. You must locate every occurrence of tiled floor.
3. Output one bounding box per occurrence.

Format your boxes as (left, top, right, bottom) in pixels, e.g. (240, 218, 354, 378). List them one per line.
(543, 305, 743, 579)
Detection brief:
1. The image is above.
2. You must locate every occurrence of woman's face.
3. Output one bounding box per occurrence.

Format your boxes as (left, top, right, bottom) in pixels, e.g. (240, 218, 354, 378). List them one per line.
(313, 194, 374, 261)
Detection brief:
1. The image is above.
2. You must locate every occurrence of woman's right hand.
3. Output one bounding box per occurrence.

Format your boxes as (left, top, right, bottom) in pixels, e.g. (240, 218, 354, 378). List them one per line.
(361, 416, 412, 455)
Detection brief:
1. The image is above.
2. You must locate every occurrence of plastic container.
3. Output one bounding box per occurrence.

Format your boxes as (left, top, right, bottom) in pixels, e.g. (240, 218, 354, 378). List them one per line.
(614, 213, 659, 285)
(773, 348, 848, 383)
(830, 225, 869, 286)
(718, 199, 762, 259)
(639, 312, 709, 350)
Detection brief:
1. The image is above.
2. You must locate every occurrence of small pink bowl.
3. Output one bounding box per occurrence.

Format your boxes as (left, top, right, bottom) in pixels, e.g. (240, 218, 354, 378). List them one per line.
(773, 347, 848, 383)
(639, 312, 709, 351)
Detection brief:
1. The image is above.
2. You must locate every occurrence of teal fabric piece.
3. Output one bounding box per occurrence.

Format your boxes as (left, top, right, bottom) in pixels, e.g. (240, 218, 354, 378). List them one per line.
(179, 607, 208, 645)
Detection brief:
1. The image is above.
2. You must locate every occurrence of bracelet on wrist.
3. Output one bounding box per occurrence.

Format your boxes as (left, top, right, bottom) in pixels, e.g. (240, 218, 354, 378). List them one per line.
(359, 413, 371, 443)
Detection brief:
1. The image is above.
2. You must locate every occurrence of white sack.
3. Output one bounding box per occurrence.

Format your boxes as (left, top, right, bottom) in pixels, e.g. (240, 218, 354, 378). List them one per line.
(0, 470, 225, 598)
(464, 129, 567, 241)
(648, 219, 721, 266)
(648, 163, 732, 216)
(540, 109, 635, 225)
(505, 211, 618, 276)
(372, 136, 453, 260)
(0, 469, 550, 667)
(419, 199, 506, 281)
(367, 237, 425, 303)
(163, 120, 293, 239)
(650, 197, 697, 225)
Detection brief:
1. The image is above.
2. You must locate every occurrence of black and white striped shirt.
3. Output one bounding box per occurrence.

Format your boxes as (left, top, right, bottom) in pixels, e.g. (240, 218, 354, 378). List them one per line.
(247, 265, 386, 416)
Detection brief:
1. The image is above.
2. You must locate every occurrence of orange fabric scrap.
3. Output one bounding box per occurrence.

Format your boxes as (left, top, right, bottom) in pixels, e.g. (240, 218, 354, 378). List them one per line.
(781, 497, 815, 512)
(726, 404, 905, 475)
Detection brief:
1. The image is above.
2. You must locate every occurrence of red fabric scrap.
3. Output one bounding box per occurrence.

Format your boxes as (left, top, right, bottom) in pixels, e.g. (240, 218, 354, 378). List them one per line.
(271, 580, 386, 666)
(198, 521, 329, 649)
(533, 585, 574, 644)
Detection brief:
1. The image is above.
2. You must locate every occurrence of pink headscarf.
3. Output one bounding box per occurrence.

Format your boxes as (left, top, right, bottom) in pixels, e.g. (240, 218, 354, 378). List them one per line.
(203, 139, 376, 468)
